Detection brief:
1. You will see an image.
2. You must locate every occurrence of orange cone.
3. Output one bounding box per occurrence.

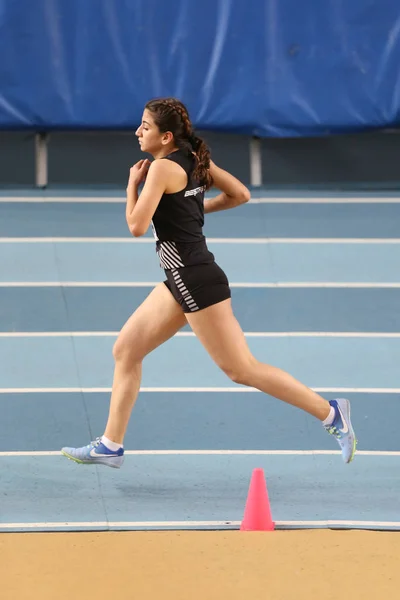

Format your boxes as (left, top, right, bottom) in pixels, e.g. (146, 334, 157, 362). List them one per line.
(240, 468, 275, 531)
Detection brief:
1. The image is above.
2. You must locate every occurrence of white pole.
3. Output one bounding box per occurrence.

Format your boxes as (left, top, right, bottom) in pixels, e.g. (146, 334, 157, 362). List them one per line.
(35, 133, 48, 188)
(250, 136, 262, 187)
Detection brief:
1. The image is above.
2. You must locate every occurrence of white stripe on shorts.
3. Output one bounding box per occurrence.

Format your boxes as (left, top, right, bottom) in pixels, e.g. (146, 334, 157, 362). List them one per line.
(171, 269, 199, 312)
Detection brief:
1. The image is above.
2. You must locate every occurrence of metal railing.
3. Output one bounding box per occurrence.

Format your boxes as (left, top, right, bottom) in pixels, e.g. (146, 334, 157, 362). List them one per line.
(33, 133, 262, 188)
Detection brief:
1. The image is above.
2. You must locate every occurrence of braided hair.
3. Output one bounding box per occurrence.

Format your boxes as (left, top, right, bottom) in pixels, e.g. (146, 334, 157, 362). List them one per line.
(145, 97, 213, 189)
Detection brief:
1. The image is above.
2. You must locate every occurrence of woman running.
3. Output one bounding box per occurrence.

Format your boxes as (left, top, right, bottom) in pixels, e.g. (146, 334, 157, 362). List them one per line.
(61, 97, 357, 468)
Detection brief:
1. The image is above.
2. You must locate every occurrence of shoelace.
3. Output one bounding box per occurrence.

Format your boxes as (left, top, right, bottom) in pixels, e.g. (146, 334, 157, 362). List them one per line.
(325, 425, 342, 439)
(87, 437, 101, 449)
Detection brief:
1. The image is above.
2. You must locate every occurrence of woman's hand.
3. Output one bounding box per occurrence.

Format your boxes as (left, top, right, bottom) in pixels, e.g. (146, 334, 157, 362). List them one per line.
(204, 160, 250, 214)
(127, 159, 151, 189)
(208, 160, 250, 201)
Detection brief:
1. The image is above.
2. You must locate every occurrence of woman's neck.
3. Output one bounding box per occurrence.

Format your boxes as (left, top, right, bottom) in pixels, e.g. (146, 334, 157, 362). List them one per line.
(151, 145, 179, 160)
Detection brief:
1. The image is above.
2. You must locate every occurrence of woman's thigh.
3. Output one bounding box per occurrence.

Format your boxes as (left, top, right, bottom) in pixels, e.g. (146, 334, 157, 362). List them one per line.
(185, 298, 255, 377)
(114, 282, 187, 362)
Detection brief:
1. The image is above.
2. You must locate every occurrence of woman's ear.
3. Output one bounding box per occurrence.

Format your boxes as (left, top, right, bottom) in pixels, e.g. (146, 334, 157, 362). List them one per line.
(161, 131, 174, 146)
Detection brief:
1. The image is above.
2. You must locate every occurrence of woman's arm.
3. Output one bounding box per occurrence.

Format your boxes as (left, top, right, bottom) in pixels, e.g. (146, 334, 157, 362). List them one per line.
(126, 159, 170, 237)
(204, 160, 251, 214)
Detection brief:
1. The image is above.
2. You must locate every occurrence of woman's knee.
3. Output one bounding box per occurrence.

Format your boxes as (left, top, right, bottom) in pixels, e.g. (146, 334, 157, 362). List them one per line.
(112, 337, 127, 362)
(221, 357, 257, 386)
(112, 333, 142, 365)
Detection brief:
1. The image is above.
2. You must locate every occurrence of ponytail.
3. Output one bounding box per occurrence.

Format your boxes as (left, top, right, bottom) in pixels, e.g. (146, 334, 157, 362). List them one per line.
(191, 135, 213, 190)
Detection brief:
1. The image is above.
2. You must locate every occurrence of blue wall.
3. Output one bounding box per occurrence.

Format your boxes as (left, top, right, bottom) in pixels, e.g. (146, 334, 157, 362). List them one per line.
(0, 0, 399, 136)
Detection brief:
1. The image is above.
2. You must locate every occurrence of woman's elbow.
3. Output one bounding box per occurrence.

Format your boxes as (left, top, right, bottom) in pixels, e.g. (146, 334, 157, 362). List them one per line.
(129, 222, 146, 237)
(239, 187, 251, 204)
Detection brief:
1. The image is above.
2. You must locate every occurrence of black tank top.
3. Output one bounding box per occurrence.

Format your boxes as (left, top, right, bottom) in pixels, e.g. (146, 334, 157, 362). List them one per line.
(151, 149, 215, 269)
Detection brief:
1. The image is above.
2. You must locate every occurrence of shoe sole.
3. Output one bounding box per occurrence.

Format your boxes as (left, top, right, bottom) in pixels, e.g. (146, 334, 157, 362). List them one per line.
(61, 449, 123, 469)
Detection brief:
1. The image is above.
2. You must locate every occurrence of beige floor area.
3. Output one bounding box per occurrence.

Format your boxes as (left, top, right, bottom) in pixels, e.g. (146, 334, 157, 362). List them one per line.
(2, 530, 399, 600)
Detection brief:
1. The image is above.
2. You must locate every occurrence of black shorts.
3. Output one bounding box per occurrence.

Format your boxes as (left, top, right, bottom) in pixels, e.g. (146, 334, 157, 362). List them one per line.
(163, 262, 231, 313)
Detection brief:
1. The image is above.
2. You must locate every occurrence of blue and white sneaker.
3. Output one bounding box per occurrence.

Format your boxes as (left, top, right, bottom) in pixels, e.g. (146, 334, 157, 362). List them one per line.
(323, 398, 357, 463)
(61, 437, 124, 469)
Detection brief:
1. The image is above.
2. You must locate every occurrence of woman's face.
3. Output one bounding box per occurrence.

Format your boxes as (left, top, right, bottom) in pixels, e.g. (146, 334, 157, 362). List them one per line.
(135, 109, 172, 154)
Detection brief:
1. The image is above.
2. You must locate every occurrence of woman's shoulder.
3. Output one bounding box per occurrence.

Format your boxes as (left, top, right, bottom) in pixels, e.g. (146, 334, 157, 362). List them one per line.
(164, 149, 194, 168)
(156, 151, 193, 179)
